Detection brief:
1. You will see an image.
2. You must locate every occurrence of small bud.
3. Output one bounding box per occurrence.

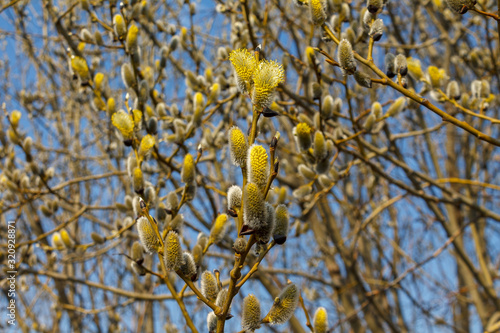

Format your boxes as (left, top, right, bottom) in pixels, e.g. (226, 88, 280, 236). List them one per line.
(228, 126, 248, 167)
(262, 283, 299, 325)
(247, 144, 269, 189)
(181, 154, 196, 183)
(242, 294, 261, 332)
(318, 174, 333, 188)
(313, 307, 328, 333)
(94, 30, 103, 45)
(310, 82, 322, 100)
(113, 14, 127, 40)
(293, 123, 312, 152)
(80, 28, 94, 43)
(136, 216, 160, 254)
(201, 271, 219, 301)
(209, 214, 229, 244)
(233, 237, 247, 253)
(164, 231, 183, 271)
(243, 182, 266, 231)
(169, 36, 179, 52)
(91, 232, 105, 244)
(338, 39, 356, 75)
(227, 185, 242, 210)
(273, 204, 289, 245)
(353, 70, 372, 88)
(131, 261, 146, 276)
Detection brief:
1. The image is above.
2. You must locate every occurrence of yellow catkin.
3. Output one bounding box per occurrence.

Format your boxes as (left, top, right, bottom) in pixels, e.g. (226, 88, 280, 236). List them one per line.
(263, 283, 299, 325)
(138, 134, 155, 158)
(242, 294, 261, 332)
(209, 213, 229, 244)
(133, 167, 144, 193)
(164, 231, 183, 271)
(60, 229, 74, 248)
(313, 131, 327, 161)
(126, 24, 139, 52)
(228, 126, 248, 167)
(247, 144, 269, 189)
(111, 110, 134, 138)
(407, 57, 424, 80)
(71, 56, 90, 81)
(309, 0, 327, 25)
(113, 14, 126, 39)
(427, 66, 446, 88)
(10, 110, 21, 127)
(181, 154, 195, 183)
(294, 122, 312, 152)
(313, 307, 328, 333)
(136, 216, 159, 254)
(252, 59, 285, 110)
(52, 232, 65, 250)
(273, 204, 289, 244)
(228, 48, 258, 93)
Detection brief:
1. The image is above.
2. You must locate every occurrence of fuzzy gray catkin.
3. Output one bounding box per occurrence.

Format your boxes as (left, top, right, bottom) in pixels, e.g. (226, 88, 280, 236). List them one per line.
(242, 294, 261, 332)
(201, 271, 219, 301)
(179, 252, 196, 279)
(273, 204, 289, 244)
(136, 216, 159, 254)
(338, 39, 356, 74)
(227, 185, 242, 210)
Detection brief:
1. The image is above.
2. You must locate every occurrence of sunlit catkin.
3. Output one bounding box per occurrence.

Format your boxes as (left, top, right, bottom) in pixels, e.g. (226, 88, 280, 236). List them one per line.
(386, 97, 407, 117)
(112, 110, 135, 139)
(262, 283, 299, 325)
(181, 154, 195, 183)
(209, 213, 229, 244)
(313, 307, 328, 333)
(309, 0, 327, 25)
(138, 134, 155, 158)
(133, 167, 144, 194)
(201, 271, 219, 301)
(242, 294, 261, 332)
(446, 80, 461, 100)
(273, 204, 289, 244)
(52, 232, 65, 250)
(136, 216, 159, 254)
(244, 182, 266, 231)
(338, 39, 356, 75)
(164, 231, 182, 271)
(321, 95, 334, 118)
(294, 122, 312, 152)
(228, 126, 248, 167)
(71, 56, 90, 82)
(227, 185, 243, 210)
(228, 48, 258, 93)
(252, 59, 285, 110)
(113, 14, 127, 40)
(126, 24, 139, 52)
(247, 144, 269, 189)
